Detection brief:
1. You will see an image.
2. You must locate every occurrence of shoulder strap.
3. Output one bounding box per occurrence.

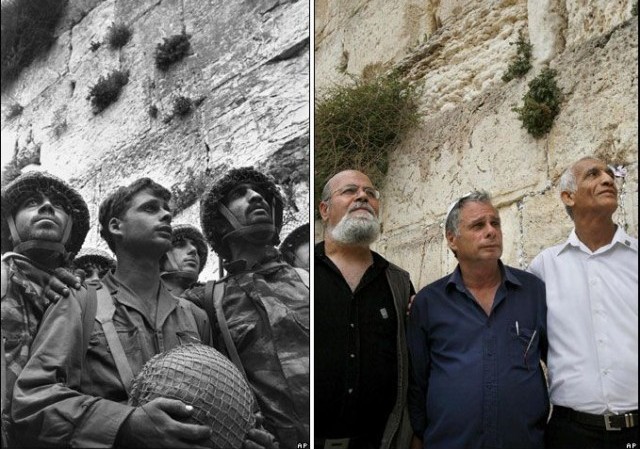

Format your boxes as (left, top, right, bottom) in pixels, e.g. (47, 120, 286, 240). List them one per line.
(1, 260, 8, 299)
(293, 267, 309, 289)
(95, 287, 134, 395)
(209, 281, 260, 414)
(203, 280, 216, 327)
(83, 285, 98, 353)
(211, 282, 248, 380)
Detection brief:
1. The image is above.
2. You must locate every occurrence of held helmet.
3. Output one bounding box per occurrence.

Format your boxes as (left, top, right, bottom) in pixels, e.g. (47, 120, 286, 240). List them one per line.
(1, 171, 90, 258)
(161, 223, 208, 282)
(129, 343, 256, 449)
(200, 167, 283, 261)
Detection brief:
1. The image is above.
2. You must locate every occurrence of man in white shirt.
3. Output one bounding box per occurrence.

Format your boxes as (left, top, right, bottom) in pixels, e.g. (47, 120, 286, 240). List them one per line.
(529, 156, 638, 449)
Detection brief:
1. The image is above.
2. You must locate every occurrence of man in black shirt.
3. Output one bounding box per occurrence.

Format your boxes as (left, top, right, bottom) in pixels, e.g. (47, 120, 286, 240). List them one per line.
(315, 169, 414, 449)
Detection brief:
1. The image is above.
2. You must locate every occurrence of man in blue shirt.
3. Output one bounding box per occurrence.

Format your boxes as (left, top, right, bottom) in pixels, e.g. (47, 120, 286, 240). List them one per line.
(407, 191, 549, 449)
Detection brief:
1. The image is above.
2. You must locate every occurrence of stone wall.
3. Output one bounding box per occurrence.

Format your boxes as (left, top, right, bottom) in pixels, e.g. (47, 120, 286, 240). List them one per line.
(314, 0, 638, 289)
(1, 0, 310, 280)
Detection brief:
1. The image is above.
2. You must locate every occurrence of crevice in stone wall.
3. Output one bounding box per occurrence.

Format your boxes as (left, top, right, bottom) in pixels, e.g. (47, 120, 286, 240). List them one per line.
(267, 38, 310, 64)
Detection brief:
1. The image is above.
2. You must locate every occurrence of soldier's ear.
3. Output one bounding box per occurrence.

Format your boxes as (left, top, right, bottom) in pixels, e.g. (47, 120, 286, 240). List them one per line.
(108, 217, 122, 238)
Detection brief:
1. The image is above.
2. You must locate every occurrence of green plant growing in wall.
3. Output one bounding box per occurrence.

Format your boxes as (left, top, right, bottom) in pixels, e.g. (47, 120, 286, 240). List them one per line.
(513, 68, 562, 138)
(87, 70, 129, 114)
(170, 167, 211, 215)
(502, 30, 532, 82)
(314, 73, 420, 210)
(155, 32, 192, 71)
(1, 0, 68, 90)
(106, 22, 132, 49)
(633, 1, 638, 16)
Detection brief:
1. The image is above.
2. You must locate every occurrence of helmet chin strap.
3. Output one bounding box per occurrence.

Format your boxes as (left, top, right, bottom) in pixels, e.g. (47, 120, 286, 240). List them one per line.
(7, 214, 73, 261)
(218, 203, 277, 246)
(161, 251, 199, 285)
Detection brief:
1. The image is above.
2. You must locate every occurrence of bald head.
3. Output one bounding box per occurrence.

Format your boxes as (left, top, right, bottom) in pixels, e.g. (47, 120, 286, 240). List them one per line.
(321, 170, 373, 202)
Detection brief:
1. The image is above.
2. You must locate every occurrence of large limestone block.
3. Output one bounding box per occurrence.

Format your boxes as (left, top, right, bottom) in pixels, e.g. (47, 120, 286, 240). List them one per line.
(55, 0, 107, 37)
(0, 31, 71, 108)
(564, 0, 632, 49)
(520, 189, 573, 266)
(199, 55, 309, 168)
(382, 83, 547, 234)
(527, 0, 567, 64)
(546, 20, 637, 181)
(68, 0, 116, 73)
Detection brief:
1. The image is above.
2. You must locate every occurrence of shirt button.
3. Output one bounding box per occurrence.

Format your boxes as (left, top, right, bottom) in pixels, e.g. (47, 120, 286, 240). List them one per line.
(348, 388, 353, 394)
(350, 353, 355, 358)
(350, 323, 355, 328)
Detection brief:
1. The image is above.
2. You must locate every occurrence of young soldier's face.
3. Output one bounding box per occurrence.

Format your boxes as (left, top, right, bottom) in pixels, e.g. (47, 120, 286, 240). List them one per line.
(13, 192, 70, 244)
(164, 237, 200, 274)
(224, 183, 273, 226)
(114, 188, 172, 254)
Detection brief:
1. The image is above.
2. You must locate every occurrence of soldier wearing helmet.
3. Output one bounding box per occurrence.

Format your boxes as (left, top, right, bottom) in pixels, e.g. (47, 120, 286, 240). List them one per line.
(160, 224, 208, 297)
(10, 177, 276, 449)
(198, 166, 310, 449)
(1, 171, 89, 445)
(72, 247, 116, 286)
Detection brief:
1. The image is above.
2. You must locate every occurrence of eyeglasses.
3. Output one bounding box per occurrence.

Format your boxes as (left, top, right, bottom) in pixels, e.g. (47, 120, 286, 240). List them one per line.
(330, 184, 381, 200)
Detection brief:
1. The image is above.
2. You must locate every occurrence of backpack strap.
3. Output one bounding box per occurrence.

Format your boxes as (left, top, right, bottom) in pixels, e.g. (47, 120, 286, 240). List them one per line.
(95, 287, 133, 395)
(293, 267, 309, 289)
(210, 282, 248, 380)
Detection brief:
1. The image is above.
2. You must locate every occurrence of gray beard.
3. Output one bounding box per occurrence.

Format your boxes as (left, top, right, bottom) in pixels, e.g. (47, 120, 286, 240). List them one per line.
(329, 212, 380, 246)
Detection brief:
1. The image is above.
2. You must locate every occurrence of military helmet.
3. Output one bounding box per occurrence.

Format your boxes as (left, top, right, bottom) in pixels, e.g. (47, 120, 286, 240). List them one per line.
(168, 224, 208, 273)
(200, 167, 283, 260)
(73, 247, 116, 270)
(1, 171, 90, 256)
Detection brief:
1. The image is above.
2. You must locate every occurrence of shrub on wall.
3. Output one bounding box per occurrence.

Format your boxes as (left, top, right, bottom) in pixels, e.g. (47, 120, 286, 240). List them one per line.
(170, 167, 211, 215)
(155, 32, 192, 71)
(502, 30, 532, 82)
(172, 96, 193, 117)
(106, 23, 132, 50)
(1, 0, 68, 90)
(314, 73, 420, 209)
(513, 68, 563, 138)
(87, 70, 129, 114)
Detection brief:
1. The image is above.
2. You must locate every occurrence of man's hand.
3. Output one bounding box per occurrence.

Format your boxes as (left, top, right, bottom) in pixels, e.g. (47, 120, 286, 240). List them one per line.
(12, 259, 81, 303)
(243, 429, 279, 449)
(243, 412, 279, 449)
(117, 398, 211, 448)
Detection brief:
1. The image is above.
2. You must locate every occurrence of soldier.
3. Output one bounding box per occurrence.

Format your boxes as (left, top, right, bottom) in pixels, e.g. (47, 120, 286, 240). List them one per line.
(199, 166, 310, 449)
(1, 171, 90, 446)
(72, 247, 116, 286)
(160, 224, 208, 298)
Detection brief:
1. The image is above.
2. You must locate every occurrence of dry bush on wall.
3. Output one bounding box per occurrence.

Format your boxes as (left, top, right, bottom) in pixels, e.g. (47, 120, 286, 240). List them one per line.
(314, 74, 420, 211)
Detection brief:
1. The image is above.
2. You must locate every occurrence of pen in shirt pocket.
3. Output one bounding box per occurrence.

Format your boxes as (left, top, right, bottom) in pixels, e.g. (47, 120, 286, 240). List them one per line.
(515, 320, 519, 336)
(523, 330, 537, 368)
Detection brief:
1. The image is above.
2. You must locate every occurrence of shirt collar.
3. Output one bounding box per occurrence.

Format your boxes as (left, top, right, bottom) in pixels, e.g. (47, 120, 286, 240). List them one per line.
(446, 260, 521, 292)
(557, 226, 638, 256)
(315, 241, 389, 270)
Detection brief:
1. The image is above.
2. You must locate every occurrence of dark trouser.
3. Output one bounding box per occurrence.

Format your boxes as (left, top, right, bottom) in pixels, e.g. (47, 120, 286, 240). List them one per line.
(546, 407, 639, 449)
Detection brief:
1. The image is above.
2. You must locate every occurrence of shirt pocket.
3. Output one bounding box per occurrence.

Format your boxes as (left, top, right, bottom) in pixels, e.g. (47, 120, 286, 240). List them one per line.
(509, 324, 539, 369)
(176, 330, 202, 345)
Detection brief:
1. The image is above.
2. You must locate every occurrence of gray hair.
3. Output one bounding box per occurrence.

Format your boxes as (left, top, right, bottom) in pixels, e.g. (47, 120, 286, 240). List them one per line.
(320, 181, 332, 203)
(445, 190, 493, 237)
(558, 156, 599, 220)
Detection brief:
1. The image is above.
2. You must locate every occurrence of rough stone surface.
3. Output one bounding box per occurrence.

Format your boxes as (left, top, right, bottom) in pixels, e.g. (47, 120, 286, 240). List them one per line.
(315, 1, 638, 288)
(1, 0, 310, 283)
